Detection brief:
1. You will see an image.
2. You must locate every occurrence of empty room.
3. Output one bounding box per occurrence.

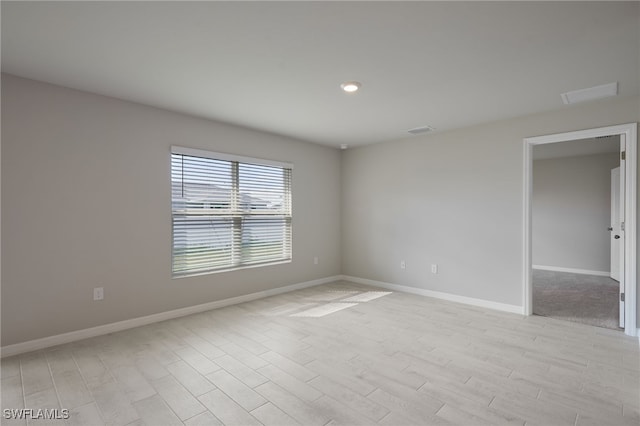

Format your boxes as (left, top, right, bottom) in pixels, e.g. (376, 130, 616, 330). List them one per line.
(1, 2, 639, 426)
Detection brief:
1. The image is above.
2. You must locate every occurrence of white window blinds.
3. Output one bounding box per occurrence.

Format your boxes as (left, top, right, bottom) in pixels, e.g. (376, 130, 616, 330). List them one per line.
(171, 147, 292, 277)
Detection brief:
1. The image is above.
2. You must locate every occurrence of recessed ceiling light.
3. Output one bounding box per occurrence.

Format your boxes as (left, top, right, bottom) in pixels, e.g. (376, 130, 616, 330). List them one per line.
(560, 82, 618, 105)
(340, 81, 361, 93)
(340, 144, 348, 150)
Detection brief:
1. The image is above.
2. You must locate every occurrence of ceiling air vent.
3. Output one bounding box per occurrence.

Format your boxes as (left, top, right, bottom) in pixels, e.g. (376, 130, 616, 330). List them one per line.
(408, 125, 435, 135)
(560, 82, 618, 105)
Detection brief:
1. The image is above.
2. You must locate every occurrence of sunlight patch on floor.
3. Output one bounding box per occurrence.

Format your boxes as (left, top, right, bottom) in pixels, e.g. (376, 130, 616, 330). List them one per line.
(290, 302, 359, 317)
(304, 291, 360, 302)
(340, 291, 392, 303)
(285, 290, 393, 318)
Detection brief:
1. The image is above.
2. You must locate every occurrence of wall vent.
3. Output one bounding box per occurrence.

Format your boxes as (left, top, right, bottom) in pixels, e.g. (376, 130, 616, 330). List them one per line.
(560, 82, 618, 105)
(408, 125, 435, 135)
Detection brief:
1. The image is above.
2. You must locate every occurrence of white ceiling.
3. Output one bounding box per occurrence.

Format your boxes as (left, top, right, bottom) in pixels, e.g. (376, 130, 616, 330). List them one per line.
(2, 1, 639, 148)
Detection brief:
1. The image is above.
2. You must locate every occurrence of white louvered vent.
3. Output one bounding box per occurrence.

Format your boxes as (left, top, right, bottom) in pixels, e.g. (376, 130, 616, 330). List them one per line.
(408, 125, 435, 135)
(561, 82, 618, 105)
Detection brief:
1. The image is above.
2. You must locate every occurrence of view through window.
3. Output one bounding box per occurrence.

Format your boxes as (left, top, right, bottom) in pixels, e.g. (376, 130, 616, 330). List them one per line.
(171, 147, 292, 277)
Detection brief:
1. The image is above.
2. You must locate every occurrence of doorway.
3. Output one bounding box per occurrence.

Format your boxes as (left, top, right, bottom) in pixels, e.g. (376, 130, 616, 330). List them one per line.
(523, 123, 637, 336)
(531, 136, 620, 329)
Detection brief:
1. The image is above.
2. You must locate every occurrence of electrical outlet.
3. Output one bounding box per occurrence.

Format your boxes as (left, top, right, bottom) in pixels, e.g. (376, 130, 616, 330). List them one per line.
(400, 260, 406, 269)
(313, 256, 318, 265)
(93, 287, 104, 301)
(431, 264, 438, 274)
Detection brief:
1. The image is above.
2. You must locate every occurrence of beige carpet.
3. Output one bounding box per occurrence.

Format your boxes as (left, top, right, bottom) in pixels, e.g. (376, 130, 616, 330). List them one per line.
(532, 269, 621, 330)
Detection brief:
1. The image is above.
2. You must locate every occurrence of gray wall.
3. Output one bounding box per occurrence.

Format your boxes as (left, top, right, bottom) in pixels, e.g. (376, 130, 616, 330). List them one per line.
(2, 73, 640, 346)
(532, 153, 620, 272)
(341, 95, 639, 311)
(1, 74, 342, 346)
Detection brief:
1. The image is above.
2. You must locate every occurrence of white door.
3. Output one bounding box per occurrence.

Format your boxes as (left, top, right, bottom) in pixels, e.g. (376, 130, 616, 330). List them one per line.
(610, 167, 621, 282)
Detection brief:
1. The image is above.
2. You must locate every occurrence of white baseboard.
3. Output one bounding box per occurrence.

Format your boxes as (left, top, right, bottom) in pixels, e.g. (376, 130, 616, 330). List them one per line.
(340, 275, 524, 315)
(1, 275, 341, 358)
(533, 265, 610, 277)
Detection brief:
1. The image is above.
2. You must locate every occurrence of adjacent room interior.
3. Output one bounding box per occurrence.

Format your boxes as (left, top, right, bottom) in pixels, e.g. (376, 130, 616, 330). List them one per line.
(1, 2, 639, 426)
(532, 136, 623, 330)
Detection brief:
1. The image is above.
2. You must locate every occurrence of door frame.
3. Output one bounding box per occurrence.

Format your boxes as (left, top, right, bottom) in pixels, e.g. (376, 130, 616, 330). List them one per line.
(523, 123, 637, 336)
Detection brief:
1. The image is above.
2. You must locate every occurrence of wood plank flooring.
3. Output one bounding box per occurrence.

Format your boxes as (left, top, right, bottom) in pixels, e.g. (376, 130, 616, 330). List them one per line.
(1, 281, 639, 426)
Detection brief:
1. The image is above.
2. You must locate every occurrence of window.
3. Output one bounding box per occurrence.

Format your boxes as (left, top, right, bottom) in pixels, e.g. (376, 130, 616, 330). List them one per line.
(171, 146, 292, 277)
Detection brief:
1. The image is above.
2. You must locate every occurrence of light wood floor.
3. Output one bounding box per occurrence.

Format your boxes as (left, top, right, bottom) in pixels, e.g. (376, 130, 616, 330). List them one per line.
(1, 281, 639, 426)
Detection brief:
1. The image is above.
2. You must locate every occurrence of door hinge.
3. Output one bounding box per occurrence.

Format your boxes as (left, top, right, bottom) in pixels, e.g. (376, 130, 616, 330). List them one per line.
(621, 293, 625, 302)
(621, 151, 626, 160)
(621, 222, 625, 231)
